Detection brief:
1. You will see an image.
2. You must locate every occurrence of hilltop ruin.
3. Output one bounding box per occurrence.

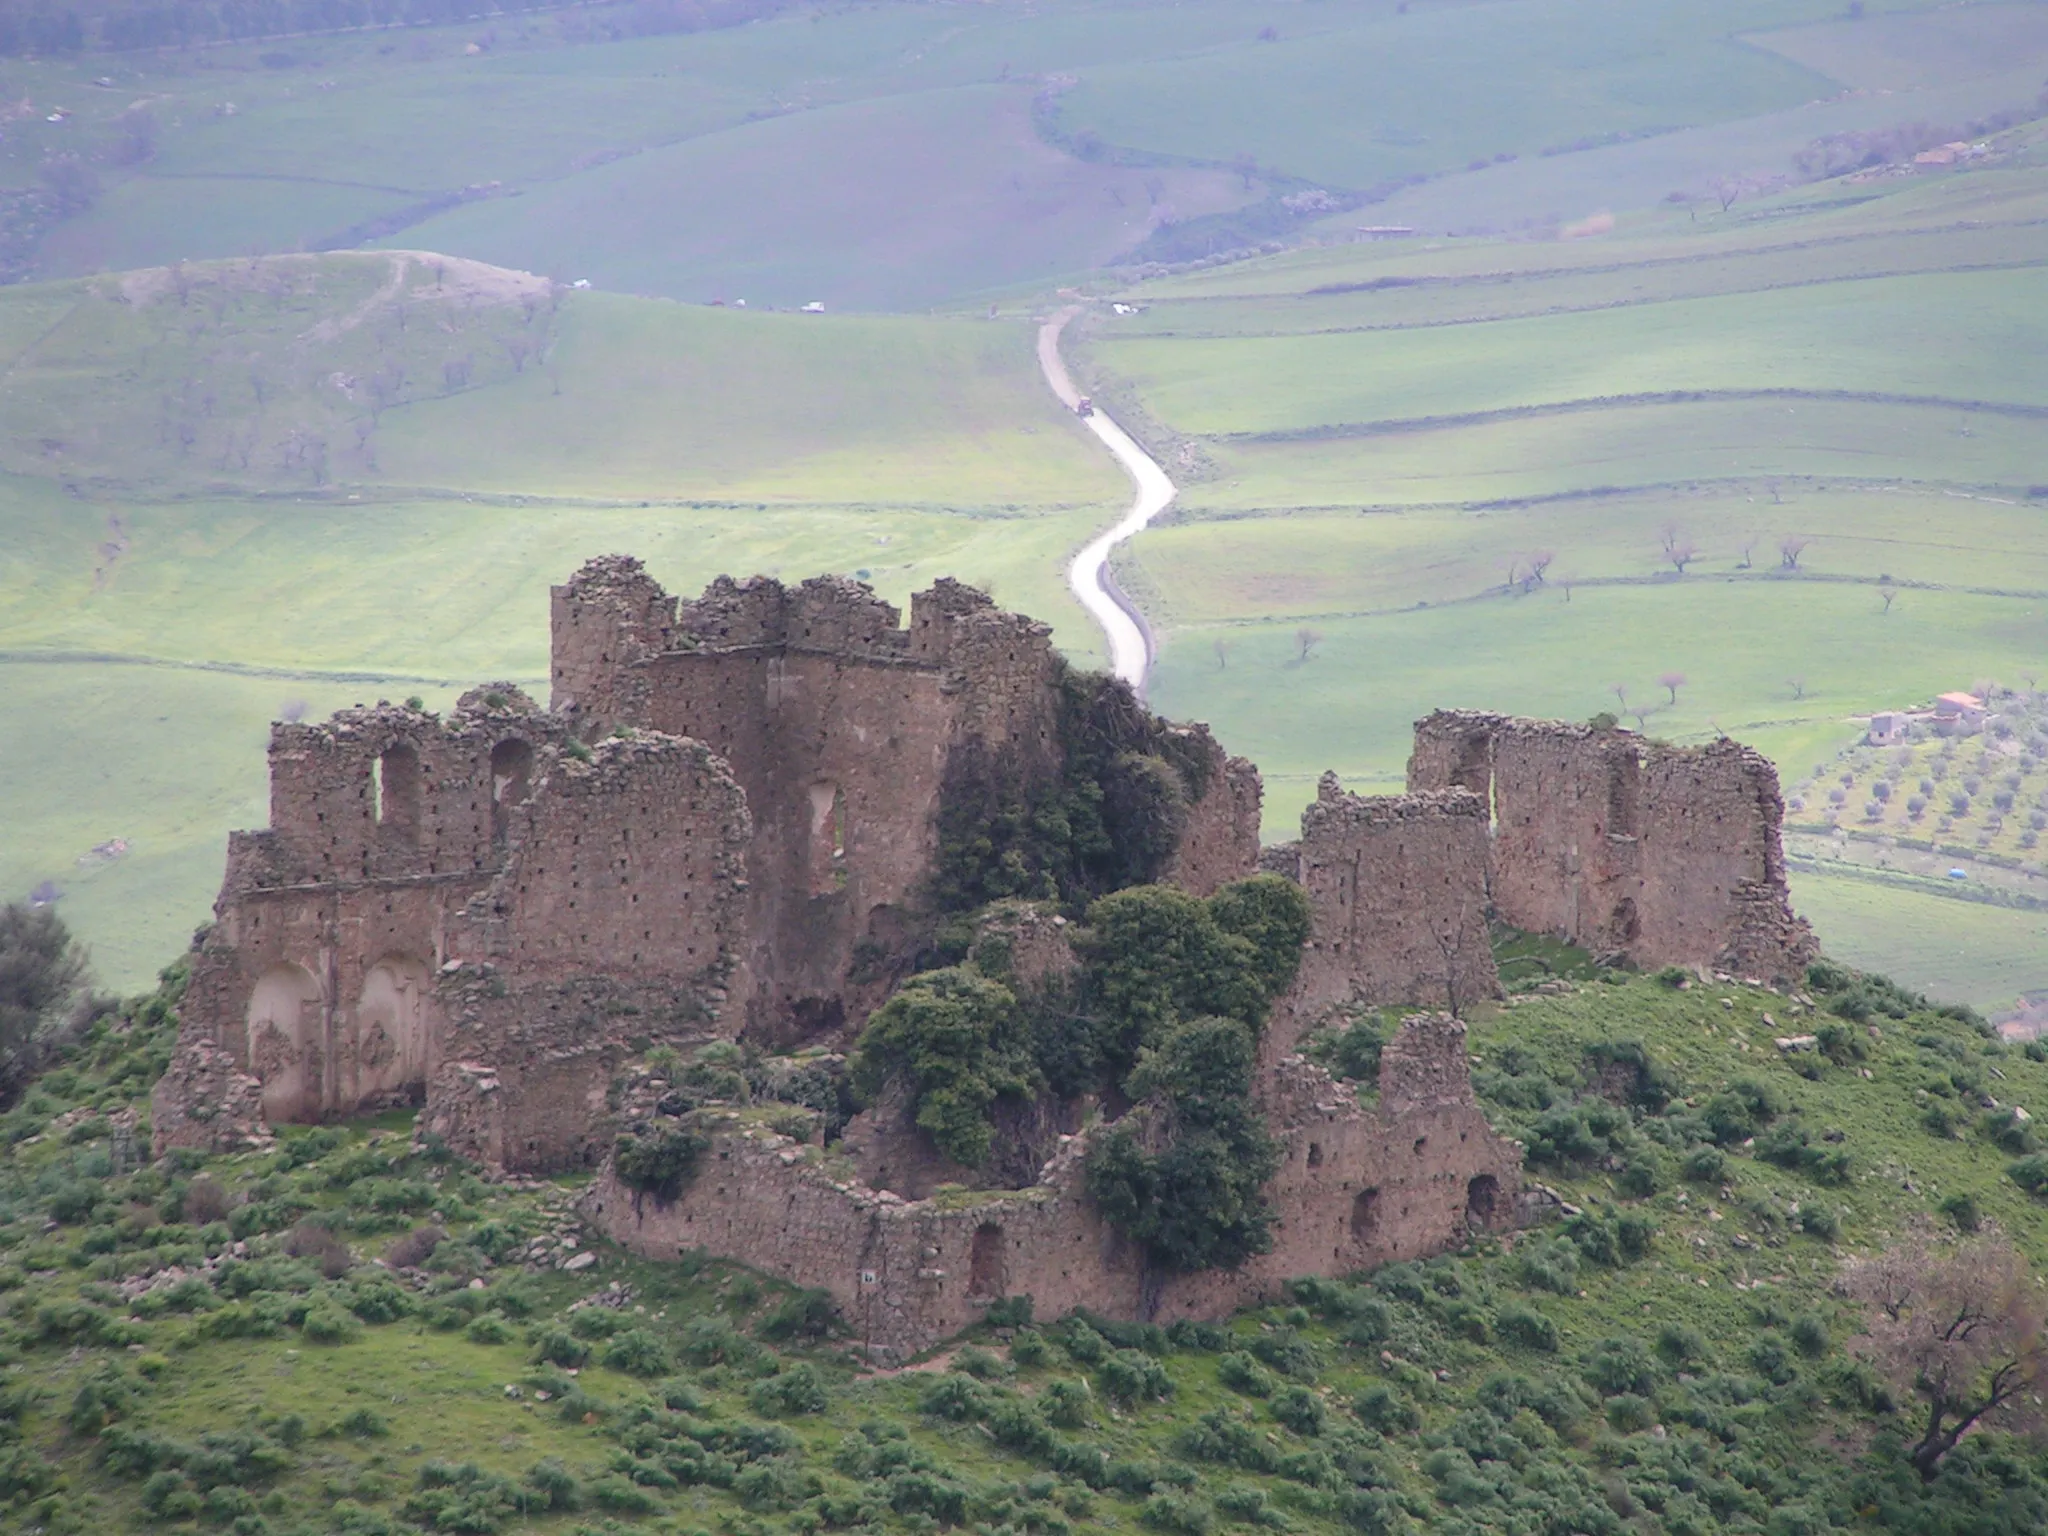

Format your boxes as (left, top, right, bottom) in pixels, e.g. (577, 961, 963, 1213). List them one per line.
(154, 559, 1812, 1356)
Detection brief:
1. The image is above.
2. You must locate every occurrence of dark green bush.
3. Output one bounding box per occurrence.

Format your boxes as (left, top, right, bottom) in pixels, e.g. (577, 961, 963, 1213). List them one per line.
(1352, 1385, 1419, 1434)
(531, 1326, 591, 1369)
(1217, 1351, 1275, 1397)
(749, 1364, 829, 1417)
(1269, 1385, 1324, 1437)
(919, 1372, 988, 1422)
(1498, 1305, 1559, 1352)
(1582, 1336, 1655, 1397)
(1683, 1146, 1728, 1183)
(612, 1119, 709, 1200)
(600, 1328, 670, 1377)
(1099, 1348, 1173, 1406)
(2009, 1154, 2048, 1195)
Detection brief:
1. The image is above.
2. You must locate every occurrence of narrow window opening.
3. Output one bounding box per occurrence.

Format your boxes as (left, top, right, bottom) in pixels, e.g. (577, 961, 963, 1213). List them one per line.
(1350, 1188, 1381, 1243)
(376, 743, 421, 840)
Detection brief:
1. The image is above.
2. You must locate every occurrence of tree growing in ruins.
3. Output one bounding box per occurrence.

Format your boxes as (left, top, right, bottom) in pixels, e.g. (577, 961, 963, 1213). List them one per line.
(1659, 671, 1687, 705)
(1843, 1236, 2048, 1481)
(1431, 903, 1480, 1019)
(851, 967, 1040, 1168)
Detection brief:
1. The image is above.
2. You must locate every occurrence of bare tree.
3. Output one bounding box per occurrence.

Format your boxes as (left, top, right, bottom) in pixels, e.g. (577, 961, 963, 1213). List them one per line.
(1503, 558, 1520, 592)
(1844, 1237, 2048, 1481)
(1788, 676, 1807, 700)
(1294, 627, 1324, 663)
(1710, 174, 1745, 212)
(1660, 524, 1697, 575)
(1611, 682, 1629, 712)
(1525, 549, 1554, 587)
(1431, 905, 1478, 1019)
(1212, 637, 1231, 672)
(1881, 588, 1897, 615)
(1736, 532, 1758, 569)
(1780, 535, 1810, 570)
(1658, 671, 1687, 704)
(1629, 705, 1657, 733)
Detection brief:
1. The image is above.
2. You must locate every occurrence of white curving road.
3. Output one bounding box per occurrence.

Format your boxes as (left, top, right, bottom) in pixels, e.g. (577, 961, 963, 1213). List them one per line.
(1037, 306, 1177, 691)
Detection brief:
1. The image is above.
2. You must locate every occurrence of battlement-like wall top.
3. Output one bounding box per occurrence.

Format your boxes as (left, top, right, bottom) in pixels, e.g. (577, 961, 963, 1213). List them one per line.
(1302, 775, 1489, 839)
(670, 573, 913, 659)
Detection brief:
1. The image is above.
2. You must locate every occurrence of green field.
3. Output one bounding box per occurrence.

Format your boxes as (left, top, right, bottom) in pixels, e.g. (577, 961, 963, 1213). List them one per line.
(6, 0, 2030, 309)
(0, 252, 1127, 986)
(1086, 147, 2048, 1013)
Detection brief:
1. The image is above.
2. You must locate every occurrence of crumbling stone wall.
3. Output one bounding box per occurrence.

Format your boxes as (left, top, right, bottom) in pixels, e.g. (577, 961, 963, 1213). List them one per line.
(585, 1014, 1519, 1361)
(1270, 773, 1499, 1049)
(156, 706, 753, 1162)
(1408, 711, 1814, 980)
(1164, 733, 1263, 897)
(159, 558, 1260, 1162)
(547, 561, 1253, 1046)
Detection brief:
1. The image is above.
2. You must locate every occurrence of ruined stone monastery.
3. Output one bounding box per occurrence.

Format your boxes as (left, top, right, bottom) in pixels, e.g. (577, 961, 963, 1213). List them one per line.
(154, 558, 1815, 1358)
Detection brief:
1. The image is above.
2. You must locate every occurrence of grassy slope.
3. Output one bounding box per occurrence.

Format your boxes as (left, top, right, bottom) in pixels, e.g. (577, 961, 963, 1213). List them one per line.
(1087, 154, 2048, 1010)
(14, 951, 2048, 1536)
(5, 0, 1990, 311)
(1052, 0, 1846, 190)
(1092, 269, 2048, 434)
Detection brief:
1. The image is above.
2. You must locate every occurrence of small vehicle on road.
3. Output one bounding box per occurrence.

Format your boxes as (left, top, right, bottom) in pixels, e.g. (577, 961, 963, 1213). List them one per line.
(1075, 396, 1094, 417)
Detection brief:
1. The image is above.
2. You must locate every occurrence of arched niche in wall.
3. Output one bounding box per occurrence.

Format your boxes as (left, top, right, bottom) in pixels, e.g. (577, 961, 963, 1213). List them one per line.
(490, 738, 535, 848)
(351, 955, 436, 1109)
(247, 963, 323, 1124)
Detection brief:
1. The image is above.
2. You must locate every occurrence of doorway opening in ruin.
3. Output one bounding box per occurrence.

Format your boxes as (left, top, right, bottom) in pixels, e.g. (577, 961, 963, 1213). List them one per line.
(491, 738, 535, 848)
(374, 743, 422, 840)
(968, 1223, 1006, 1298)
(1350, 1188, 1381, 1244)
(351, 955, 436, 1110)
(1306, 1142, 1323, 1169)
(1466, 1174, 1500, 1230)
(247, 962, 323, 1123)
(1609, 897, 1641, 948)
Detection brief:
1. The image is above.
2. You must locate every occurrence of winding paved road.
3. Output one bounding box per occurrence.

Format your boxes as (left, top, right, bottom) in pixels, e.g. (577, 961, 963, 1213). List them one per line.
(1038, 306, 1177, 691)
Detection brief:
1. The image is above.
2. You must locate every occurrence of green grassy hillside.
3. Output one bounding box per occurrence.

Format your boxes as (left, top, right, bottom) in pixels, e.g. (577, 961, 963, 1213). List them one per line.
(12, 946, 2048, 1536)
(2, 0, 2028, 309)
